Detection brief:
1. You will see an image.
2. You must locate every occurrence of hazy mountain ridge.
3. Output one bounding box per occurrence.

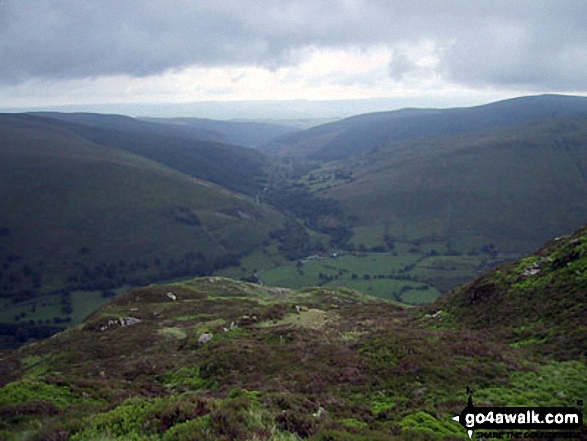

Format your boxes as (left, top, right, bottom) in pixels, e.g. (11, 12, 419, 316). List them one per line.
(264, 94, 587, 160)
(30, 112, 226, 144)
(142, 117, 300, 148)
(0, 227, 585, 439)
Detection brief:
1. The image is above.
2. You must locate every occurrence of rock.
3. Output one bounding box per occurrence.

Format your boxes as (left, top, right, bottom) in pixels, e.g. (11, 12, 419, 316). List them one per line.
(238, 315, 259, 326)
(424, 310, 442, 319)
(98, 316, 141, 331)
(294, 305, 309, 313)
(198, 333, 213, 345)
(119, 317, 141, 327)
(313, 407, 327, 418)
(522, 266, 541, 276)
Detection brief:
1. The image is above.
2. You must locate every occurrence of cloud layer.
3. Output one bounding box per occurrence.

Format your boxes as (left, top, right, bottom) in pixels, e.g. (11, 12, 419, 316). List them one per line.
(1, 0, 586, 103)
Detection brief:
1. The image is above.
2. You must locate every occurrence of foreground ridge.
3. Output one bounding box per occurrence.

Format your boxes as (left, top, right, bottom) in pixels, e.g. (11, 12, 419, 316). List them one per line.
(0, 227, 585, 439)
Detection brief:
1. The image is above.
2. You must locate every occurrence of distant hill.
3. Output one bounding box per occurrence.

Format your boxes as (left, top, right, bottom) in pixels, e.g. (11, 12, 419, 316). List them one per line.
(32, 112, 226, 144)
(32, 112, 273, 196)
(318, 117, 587, 255)
(142, 117, 300, 148)
(1, 226, 585, 439)
(264, 94, 587, 159)
(0, 114, 284, 303)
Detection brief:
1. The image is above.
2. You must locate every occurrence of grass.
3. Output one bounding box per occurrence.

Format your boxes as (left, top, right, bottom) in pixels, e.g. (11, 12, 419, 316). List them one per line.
(238, 253, 444, 304)
(433, 225, 587, 359)
(2, 108, 587, 439)
(216, 228, 496, 307)
(0, 289, 122, 326)
(475, 361, 587, 407)
(398, 411, 463, 438)
(0, 379, 76, 409)
(0, 116, 285, 333)
(265, 309, 330, 330)
(349, 225, 387, 248)
(157, 327, 188, 340)
(0, 265, 584, 440)
(325, 119, 587, 257)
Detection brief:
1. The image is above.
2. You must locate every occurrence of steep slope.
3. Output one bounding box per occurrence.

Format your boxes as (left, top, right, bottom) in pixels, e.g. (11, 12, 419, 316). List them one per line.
(322, 118, 587, 255)
(431, 225, 587, 360)
(264, 94, 587, 160)
(0, 227, 585, 440)
(32, 112, 272, 196)
(0, 114, 284, 303)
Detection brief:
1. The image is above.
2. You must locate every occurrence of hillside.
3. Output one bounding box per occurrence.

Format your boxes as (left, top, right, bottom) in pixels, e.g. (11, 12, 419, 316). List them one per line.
(317, 118, 587, 253)
(264, 94, 587, 160)
(432, 224, 587, 360)
(0, 228, 585, 440)
(237, 116, 587, 298)
(32, 112, 273, 196)
(0, 114, 285, 330)
(32, 112, 227, 144)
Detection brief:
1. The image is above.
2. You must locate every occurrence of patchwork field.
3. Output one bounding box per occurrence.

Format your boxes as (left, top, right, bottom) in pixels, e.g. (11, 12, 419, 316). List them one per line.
(218, 248, 495, 305)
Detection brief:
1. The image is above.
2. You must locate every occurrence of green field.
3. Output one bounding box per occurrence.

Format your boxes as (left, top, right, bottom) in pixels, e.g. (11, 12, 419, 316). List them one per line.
(0, 289, 124, 326)
(218, 251, 487, 305)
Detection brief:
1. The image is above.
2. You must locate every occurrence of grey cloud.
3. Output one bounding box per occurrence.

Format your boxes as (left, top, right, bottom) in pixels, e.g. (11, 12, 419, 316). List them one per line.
(439, 2, 587, 90)
(388, 54, 418, 81)
(1, 0, 587, 91)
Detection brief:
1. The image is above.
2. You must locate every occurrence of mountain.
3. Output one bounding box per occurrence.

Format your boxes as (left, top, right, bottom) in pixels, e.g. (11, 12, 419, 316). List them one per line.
(32, 112, 226, 144)
(142, 117, 300, 148)
(313, 118, 587, 256)
(30, 112, 275, 196)
(0, 114, 284, 305)
(0, 227, 585, 440)
(264, 94, 587, 160)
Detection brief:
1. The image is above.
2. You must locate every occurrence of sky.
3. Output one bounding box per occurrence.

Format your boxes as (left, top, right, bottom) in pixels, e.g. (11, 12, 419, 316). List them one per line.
(1, 0, 587, 119)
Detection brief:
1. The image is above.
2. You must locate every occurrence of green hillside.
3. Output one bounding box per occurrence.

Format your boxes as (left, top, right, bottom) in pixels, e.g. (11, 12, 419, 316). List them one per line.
(34, 112, 273, 196)
(3, 98, 587, 348)
(321, 118, 587, 253)
(432, 224, 587, 360)
(241, 117, 587, 297)
(0, 227, 585, 440)
(0, 114, 284, 322)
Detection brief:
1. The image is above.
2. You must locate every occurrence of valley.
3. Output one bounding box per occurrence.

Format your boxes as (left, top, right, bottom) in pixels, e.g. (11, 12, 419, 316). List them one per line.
(0, 94, 586, 439)
(2, 95, 587, 347)
(3, 2, 586, 439)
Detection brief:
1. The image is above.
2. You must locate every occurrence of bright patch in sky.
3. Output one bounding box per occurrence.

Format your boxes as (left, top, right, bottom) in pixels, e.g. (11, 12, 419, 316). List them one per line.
(0, 45, 508, 111)
(1, 1, 586, 117)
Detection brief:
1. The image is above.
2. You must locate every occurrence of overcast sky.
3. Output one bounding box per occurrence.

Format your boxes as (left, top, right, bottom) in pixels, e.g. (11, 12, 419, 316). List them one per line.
(1, 0, 587, 118)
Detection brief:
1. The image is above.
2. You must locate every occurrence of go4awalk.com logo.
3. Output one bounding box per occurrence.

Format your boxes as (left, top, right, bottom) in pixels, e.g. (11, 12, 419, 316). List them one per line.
(452, 388, 583, 439)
